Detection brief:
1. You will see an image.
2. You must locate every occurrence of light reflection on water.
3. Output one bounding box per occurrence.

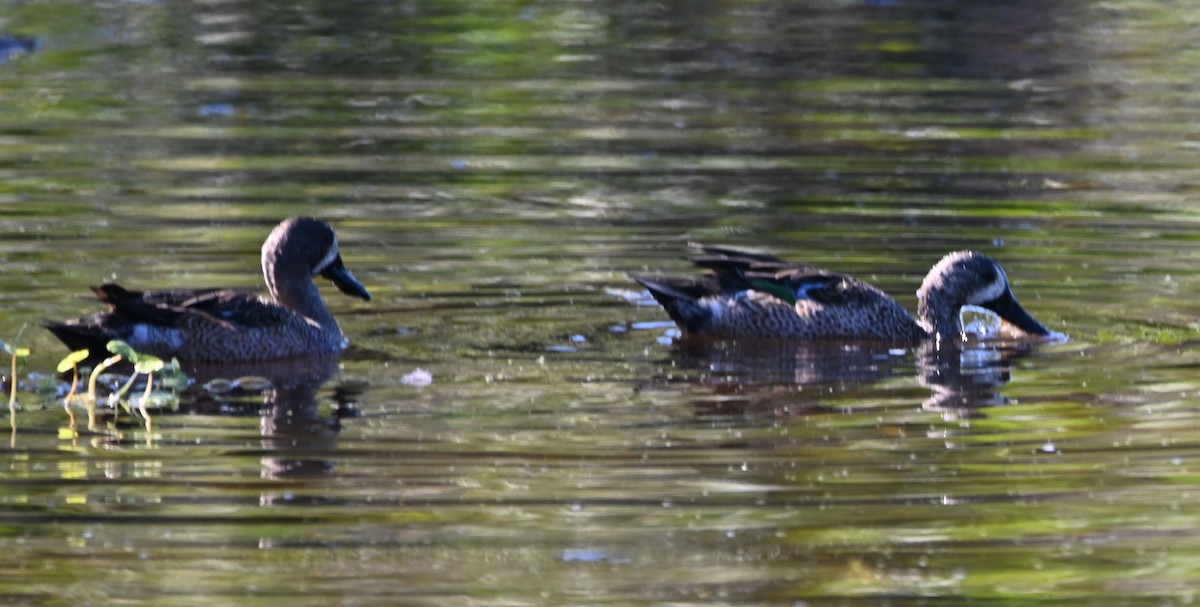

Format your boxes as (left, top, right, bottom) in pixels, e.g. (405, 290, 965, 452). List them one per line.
(2, 0, 1200, 604)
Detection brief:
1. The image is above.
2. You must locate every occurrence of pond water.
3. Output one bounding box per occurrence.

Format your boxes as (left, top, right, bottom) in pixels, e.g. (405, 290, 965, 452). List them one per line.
(3, 0, 1200, 604)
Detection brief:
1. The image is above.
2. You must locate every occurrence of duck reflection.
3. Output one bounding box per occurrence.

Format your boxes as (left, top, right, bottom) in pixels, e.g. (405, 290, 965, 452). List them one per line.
(181, 355, 361, 481)
(916, 342, 1019, 412)
(651, 337, 1041, 416)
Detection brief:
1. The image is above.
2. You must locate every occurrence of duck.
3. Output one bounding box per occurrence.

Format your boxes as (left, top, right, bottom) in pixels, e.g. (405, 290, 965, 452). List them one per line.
(633, 243, 1051, 343)
(44, 217, 372, 362)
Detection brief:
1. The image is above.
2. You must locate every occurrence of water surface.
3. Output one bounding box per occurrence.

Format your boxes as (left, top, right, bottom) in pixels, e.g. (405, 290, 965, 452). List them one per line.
(2, 0, 1200, 605)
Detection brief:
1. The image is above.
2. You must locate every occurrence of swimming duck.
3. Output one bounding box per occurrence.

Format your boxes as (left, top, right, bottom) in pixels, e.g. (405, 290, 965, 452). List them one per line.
(634, 243, 1051, 342)
(45, 217, 372, 362)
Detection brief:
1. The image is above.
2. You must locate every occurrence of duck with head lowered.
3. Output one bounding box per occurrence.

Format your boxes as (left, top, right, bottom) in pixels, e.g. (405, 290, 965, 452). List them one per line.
(634, 243, 1055, 343)
(45, 217, 372, 363)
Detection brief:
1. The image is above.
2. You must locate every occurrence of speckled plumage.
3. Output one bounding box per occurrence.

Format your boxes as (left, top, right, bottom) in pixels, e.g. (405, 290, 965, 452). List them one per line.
(635, 244, 1049, 343)
(45, 217, 372, 362)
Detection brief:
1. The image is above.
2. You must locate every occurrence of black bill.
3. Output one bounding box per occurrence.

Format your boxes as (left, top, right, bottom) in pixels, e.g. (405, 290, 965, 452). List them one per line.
(321, 255, 372, 301)
(982, 288, 1048, 336)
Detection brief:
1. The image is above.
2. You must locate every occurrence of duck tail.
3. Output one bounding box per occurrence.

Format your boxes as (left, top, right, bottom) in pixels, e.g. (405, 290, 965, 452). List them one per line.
(41, 320, 113, 358)
(632, 276, 713, 334)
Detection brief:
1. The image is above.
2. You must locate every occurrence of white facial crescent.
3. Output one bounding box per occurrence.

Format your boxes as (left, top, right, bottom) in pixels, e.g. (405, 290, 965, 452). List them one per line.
(967, 263, 1008, 304)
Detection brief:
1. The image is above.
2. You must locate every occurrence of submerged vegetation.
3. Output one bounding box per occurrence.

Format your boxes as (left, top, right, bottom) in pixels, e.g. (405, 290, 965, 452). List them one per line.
(4, 337, 189, 438)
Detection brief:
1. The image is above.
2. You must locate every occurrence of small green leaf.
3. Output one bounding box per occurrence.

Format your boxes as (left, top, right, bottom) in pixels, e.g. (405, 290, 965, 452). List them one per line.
(13, 348, 29, 358)
(106, 340, 138, 360)
(56, 349, 91, 373)
(134, 359, 164, 374)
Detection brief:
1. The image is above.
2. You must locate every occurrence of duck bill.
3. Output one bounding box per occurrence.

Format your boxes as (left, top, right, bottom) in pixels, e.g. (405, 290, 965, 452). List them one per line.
(320, 255, 372, 301)
(983, 289, 1048, 336)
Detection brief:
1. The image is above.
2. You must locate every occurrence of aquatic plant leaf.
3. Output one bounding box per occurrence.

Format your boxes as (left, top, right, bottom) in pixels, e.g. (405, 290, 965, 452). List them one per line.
(106, 340, 138, 360)
(134, 358, 164, 374)
(233, 376, 272, 391)
(56, 349, 90, 373)
(203, 378, 235, 394)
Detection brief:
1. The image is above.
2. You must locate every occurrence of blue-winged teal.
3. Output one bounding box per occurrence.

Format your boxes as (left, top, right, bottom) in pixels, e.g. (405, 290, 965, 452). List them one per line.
(45, 217, 372, 362)
(634, 244, 1051, 342)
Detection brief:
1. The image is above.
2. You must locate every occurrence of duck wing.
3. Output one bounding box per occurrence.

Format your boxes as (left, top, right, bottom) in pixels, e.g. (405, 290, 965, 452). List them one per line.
(687, 243, 854, 305)
(93, 284, 294, 330)
(759, 267, 877, 307)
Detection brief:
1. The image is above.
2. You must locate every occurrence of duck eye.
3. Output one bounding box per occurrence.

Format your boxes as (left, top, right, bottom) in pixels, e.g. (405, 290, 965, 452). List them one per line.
(990, 263, 1008, 285)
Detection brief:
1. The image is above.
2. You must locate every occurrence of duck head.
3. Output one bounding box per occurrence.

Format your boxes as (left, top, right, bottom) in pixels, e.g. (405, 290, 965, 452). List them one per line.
(916, 250, 1049, 341)
(262, 217, 372, 309)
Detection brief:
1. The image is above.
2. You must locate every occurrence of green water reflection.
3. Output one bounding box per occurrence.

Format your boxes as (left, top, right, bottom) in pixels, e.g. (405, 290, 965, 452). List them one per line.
(1, 0, 1200, 605)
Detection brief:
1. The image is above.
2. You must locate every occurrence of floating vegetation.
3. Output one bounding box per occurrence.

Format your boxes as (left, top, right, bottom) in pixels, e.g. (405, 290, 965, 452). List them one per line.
(55, 348, 89, 431)
(202, 376, 274, 395)
(3, 337, 189, 440)
(201, 374, 276, 398)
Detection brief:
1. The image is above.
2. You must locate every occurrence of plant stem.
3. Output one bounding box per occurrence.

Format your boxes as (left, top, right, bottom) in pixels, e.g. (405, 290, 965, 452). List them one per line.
(8, 352, 15, 411)
(64, 365, 79, 435)
(139, 373, 153, 420)
(87, 355, 123, 404)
